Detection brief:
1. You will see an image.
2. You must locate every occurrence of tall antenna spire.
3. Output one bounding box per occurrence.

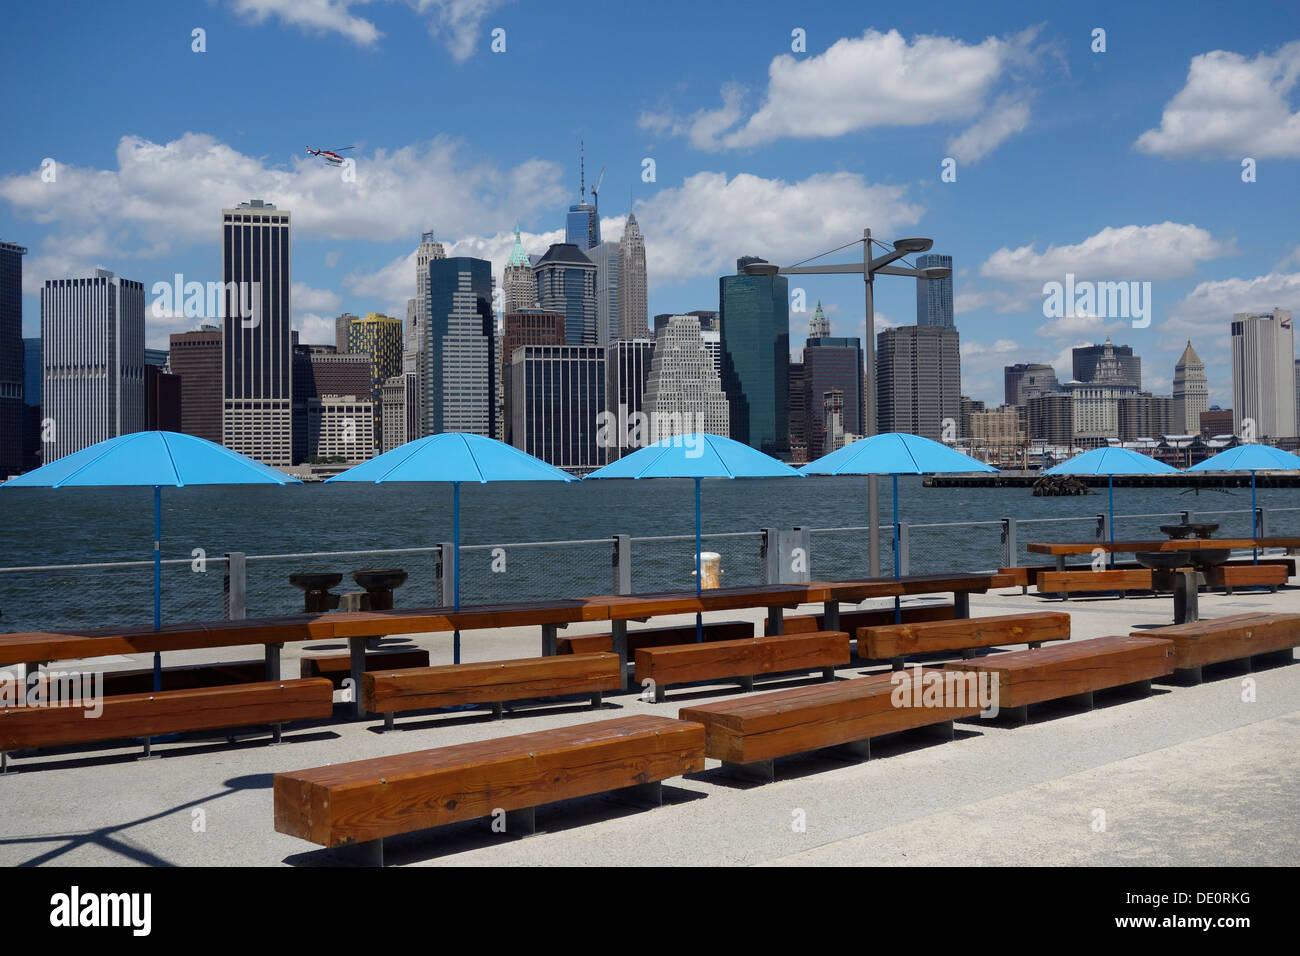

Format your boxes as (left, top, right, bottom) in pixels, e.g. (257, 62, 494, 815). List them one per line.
(579, 139, 585, 201)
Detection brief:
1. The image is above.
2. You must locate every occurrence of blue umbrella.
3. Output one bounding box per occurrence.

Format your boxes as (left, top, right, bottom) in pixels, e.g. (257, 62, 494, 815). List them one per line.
(584, 434, 803, 640)
(326, 433, 575, 663)
(1045, 446, 1180, 561)
(2, 431, 300, 686)
(1186, 443, 1300, 560)
(801, 433, 998, 620)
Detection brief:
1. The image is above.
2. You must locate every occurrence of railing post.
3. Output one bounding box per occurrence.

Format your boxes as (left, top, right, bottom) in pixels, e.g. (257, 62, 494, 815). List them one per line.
(611, 534, 632, 595)
(897, 523, 910, 576)
(1179, 510, 1193, 526)
(761, 527, 779, 585)
(435, 542, 455, 607)
(1095, 513, 1108, 543)
(1000, 518, 1017, 568)
(797, 526, 811, 579)
(224, 551, 246, 620)
(1256, 506, 1269, 538)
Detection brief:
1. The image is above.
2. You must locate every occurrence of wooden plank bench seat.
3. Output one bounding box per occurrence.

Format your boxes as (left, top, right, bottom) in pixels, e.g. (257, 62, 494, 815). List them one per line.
(941, 635, 1174, 724)
(82, 659, 268, 696)
(273, 714, 705, 865)
(0, 678, 334, 770)
(766, 603, 956, 638)
(678, 670, 983, 783)
(859, 611, 1071, 669)
(300, 646, 431, 688)
(362, 652, 622, 729)
(634, 631, 850, 703)
(1201, 564, 1289, 593)
(1037, 569, 1153, 598)
(557, 620, 753, 659)
(1131, 612, 1300, 683)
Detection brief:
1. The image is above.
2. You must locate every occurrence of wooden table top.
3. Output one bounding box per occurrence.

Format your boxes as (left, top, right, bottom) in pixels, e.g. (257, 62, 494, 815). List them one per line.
(0, 572, 1014, 665)
(1027, 537, 1300, 555)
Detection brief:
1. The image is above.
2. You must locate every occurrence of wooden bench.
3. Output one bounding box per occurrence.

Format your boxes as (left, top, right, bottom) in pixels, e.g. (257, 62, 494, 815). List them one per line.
(766, 603, 956, 638)
(556, 620, 753, 659)
(678, 670, 982, 783)
(1132, 613, 1300, 683)
(1037, 569, 1153, 598)
(941, 635, 1174, 724)
(83, 660, 267, 696)
(634, 631, 850, 703)
(0, 678, 334, 771)
(1201, 564, 1288, 593)
(273, 714, 705, 865)
(859, 611, 1071, 669)
(362, 652, 623, 729)
(300, 647, 431, 689)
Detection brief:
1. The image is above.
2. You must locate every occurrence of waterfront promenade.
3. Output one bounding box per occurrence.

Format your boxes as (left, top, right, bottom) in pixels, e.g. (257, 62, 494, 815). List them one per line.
(0, 579, 1295, 867)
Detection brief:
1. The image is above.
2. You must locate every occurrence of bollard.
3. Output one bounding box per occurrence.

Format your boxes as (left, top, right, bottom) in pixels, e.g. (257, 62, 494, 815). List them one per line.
(693, 551, 722, 589)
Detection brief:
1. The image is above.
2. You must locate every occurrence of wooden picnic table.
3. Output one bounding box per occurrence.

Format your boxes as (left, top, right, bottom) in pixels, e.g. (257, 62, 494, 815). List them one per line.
(0, 572, 1014, 716)
(1027, 537, 1300, 570)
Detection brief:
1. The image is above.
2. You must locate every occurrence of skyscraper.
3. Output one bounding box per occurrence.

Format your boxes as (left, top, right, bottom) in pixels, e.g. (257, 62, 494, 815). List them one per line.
(169, 326, 222, 443)
(292, 344, 373, 463)
(1172, 340, 1209, 434)
(644, 315, 729, 442)
(425, 257, 496, 436)
(1073, 337, 1140, 390)
(803, 336, 864, 459)
(564, 147, 600, 251)
(0, 240, 26, 476)
(501, 308, 565, 443)
(604, 338, 654, 460)
(719, 258, 790, 458)
(915, 253, 954, 329)
(876, 325, 961, 440)
(808, 300, 831, 338)
(511, 344, 605, 471)
(534, 243, 596, 346)
(1004, 362, 1060, 406)
(41, 269, 146, 461)
(335, 312, 358, 352)
(617, 213, 647, 341)
(222, 199, 292, 466)
(411, 232, 446, 436)
(1232, 310, 1296, 439)
(585, 239, 620, 345)
(348, 313, 404, 447)
(22, 337, 41, 471)
(503, 226, 537, 314)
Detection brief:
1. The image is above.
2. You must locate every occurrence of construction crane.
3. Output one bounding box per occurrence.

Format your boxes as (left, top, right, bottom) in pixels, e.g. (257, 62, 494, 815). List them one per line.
(590, 165, 605, 214)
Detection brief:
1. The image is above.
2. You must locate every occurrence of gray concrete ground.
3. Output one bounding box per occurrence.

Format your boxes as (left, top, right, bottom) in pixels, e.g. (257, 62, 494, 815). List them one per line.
(1, 581, 1297, 867)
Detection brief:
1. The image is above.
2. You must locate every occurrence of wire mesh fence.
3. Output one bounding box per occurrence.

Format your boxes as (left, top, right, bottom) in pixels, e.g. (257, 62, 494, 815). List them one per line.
(808, 527, 892, 580)
(907, 521, 1003, 574)
(460, 540, 611, 604)
(630, 532, 764, 594)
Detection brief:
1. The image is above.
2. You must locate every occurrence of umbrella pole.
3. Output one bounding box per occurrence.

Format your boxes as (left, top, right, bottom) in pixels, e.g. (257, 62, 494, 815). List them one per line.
(1108, 475, 1115, 570)
(695, 477, 702, 643)
(1252, 471, 1258, 564)
(153, 485, 162, 691)
(453, 481, 461, 665)
(892, 474, 901, 625)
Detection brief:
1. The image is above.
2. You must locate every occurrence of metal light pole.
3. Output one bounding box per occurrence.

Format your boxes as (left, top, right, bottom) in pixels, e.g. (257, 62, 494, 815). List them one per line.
(746, 231, 950, 578)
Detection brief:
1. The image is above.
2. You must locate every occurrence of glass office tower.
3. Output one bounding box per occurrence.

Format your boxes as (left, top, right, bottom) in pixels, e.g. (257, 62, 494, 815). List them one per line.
(719, 257, 790, 458)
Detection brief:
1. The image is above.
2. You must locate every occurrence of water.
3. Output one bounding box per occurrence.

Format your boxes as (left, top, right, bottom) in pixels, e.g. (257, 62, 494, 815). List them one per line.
(0, 478, 1293, 633)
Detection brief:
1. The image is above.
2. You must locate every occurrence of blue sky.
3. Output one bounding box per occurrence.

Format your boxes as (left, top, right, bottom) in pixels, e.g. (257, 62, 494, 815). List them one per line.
(2, 0, 1299, 407)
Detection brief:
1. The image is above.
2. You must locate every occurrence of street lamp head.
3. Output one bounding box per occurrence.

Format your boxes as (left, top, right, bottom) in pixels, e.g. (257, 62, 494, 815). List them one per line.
(741, 262, 781, 276)
(918, 267, 951, 280)
(892, 237, 933, 254)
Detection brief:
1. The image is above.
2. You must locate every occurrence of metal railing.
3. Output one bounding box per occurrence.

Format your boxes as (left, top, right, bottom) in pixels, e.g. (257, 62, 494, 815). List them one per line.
(2, 507, 1296, 633)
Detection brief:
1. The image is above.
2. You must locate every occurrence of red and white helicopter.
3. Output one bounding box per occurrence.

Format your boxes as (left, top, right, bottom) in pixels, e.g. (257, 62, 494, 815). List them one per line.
(306, 145, 355, 166)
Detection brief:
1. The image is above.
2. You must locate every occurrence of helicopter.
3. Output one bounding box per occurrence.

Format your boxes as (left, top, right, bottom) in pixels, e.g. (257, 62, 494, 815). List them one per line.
(306, 146, 355, 166)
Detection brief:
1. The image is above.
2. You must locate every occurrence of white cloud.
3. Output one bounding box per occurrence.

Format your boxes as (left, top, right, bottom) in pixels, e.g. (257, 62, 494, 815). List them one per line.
(635, 170, 923, 282)
(410, 0, 510, 62)
(645, 27, 1049, 154)
(293, 281, 342, 314)
(228, 0, 383, 47)
(228, 0, 510, 60)
(1164, 271, 1300, 338)
(980, 222, 1229, 282)
(946, 94, 1032, 163)
(1136, 42, 1300, 158)
(294, 312, 339, 345)
(1033, 313, 1129, 341)
(0, 132, 566, 286)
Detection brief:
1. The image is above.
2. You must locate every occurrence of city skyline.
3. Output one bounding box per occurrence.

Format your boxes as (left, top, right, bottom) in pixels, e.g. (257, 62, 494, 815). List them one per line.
(2, 3, 1298, 413)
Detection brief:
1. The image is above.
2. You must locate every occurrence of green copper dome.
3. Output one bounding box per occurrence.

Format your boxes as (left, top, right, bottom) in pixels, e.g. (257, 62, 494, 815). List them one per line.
(507, 226, 530, 267)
